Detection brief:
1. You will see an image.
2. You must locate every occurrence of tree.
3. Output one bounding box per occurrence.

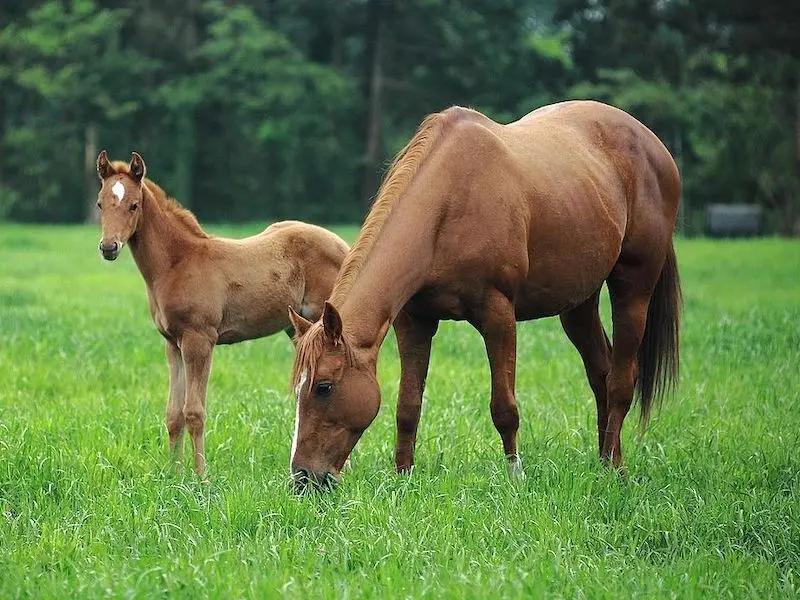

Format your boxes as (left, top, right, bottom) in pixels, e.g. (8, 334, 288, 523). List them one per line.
(0, 0, 155, 221)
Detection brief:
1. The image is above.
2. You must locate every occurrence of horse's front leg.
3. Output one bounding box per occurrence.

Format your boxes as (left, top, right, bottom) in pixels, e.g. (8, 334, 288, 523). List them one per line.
(478, 290, 523, 479)
(180, 330, 216, 478)
(165, 340, 186, 467)
(393, 310, 438, 473)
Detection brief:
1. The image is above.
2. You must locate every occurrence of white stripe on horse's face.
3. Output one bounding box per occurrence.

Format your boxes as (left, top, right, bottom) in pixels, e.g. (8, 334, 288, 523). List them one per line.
(111, 181, 125, 202)
(290, 369, 308, 468)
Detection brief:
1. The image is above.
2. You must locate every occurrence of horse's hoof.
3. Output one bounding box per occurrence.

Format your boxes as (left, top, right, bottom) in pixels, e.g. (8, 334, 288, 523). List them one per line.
(506, 454, 526, 480)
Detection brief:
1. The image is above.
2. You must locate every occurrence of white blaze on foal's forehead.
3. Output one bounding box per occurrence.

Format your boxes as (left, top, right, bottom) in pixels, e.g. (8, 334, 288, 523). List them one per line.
(111, 181, 125, 202)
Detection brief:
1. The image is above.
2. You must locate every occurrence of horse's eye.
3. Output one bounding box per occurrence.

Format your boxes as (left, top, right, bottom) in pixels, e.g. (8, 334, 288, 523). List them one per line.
(129, 202, 138, 212)
(96, 202, 101, 210)
(315, 382, 333, 397)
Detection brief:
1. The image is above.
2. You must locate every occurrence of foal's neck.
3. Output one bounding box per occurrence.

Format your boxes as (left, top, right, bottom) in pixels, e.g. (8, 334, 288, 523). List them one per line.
(128, 185, 205, 287)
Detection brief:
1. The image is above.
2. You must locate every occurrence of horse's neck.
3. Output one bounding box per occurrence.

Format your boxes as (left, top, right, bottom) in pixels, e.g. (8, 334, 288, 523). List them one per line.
(128, 190, 199, 288)
(339, 202, 438, 356)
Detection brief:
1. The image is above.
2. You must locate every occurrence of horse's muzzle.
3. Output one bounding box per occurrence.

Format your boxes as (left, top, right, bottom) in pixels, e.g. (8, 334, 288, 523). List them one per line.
(99, 240, 121, 261)
(291, 467, 339, 494)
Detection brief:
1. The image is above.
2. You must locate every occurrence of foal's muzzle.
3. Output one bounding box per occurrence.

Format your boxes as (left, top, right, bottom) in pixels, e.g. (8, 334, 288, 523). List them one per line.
(99, 240, 121, 261)
(291, 467, 339, 494)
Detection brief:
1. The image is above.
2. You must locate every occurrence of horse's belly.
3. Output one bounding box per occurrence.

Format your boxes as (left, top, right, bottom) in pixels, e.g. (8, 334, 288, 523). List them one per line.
(514, 284, 598, 320)
(406, 282, 484, 322)
(515, 248, 617, 319)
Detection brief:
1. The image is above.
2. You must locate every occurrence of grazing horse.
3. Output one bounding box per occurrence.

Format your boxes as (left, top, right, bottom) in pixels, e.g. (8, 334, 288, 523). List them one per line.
(288, 100, 681, 491)
(95, 151, 349, 476)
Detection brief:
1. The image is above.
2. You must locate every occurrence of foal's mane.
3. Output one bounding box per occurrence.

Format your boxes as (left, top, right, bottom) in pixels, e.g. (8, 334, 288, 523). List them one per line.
(111, 160, 208, 238)
(328, 108, 461, 306)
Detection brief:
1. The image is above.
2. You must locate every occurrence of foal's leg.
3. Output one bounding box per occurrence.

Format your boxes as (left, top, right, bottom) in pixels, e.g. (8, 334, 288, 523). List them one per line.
(478, 290, 522, 478)
(165, 340, 186, 466)
(603, 268, 654, 469)
(559, 291, 613, 455)
(393, 310, 438, 473)
(180, 330, 215, 477)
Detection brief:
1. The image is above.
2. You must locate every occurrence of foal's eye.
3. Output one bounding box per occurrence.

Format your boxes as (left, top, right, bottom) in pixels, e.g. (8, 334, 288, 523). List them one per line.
(315, 382, 333, 397)
(129, 202, 138, 212)
(96, 201, 101, 210)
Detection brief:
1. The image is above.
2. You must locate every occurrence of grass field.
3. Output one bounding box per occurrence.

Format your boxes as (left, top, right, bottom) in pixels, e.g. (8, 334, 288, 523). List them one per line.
(1, 223, 799, 598)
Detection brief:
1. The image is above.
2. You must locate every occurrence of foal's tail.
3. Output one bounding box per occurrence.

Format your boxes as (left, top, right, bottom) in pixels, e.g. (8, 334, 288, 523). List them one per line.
(637, 242, 682, 425)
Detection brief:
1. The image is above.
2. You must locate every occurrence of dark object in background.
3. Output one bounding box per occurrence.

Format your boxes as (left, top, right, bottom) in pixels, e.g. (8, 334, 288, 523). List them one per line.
(706, 204, 764, 238)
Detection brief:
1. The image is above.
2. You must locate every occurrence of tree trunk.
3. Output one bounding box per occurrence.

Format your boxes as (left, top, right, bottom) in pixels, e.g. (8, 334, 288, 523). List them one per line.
(174, 111, 196, 208)
(332, 3, 344, 69)
(793, 74, 800, 235)
(674, 126, 685, 234)
(174, 0, 200, 209)
(360, 0, 391, 208)
(84, 122, 98, 223)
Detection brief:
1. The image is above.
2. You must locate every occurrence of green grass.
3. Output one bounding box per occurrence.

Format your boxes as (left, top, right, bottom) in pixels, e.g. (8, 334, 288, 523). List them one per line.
(1, 223, 799, 598)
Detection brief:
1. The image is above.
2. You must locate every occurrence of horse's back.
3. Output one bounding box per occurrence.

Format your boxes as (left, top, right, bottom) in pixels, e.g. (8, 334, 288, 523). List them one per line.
(509, 100, 679, 209)
(415, 100, 679, 319)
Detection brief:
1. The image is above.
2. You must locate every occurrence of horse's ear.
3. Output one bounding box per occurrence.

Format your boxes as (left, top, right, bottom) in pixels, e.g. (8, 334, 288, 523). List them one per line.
(96, 150, 114, 180)
(288, 306, 313, 339)
(322, 301, 343, 344)
(129, 151, 146, 183)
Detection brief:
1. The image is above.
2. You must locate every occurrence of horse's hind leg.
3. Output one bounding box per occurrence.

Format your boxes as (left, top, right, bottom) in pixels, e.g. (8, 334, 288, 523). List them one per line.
(603, 262, 660, 468)
(393, 309, 438, 473)
(180, 330, 215, 477)
(559, 290, 612, 455)
(165, 340, 186, 467)
(478, 290, 523, 477)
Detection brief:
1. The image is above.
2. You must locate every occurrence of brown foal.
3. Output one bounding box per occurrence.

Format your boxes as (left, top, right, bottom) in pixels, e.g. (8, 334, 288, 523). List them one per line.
(288, 100, 681, 491)
(95, 151, 349, 476)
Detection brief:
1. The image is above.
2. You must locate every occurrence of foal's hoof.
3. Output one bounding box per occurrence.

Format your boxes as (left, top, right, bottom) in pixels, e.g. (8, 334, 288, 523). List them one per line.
(506, 454, 526, 481)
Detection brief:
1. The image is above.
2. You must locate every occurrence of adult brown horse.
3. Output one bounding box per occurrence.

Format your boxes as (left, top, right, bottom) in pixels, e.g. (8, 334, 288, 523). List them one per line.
(288, 100, 681, 491)
(95, 151, 349, 476)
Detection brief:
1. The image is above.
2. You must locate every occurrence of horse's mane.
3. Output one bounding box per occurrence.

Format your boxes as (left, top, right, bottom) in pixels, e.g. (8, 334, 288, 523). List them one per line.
(328, 108, 462, 306)
(291, 108, 468, 387)
(111, 160, 208, 239)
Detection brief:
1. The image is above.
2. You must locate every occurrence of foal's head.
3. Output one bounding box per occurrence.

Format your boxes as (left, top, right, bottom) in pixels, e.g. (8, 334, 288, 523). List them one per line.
(95, 150, 146, 261)
(288, 302, 381, 493)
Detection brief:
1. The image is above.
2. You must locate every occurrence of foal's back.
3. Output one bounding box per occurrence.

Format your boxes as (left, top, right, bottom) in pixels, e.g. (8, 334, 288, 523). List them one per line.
(161, 221, 348, 345)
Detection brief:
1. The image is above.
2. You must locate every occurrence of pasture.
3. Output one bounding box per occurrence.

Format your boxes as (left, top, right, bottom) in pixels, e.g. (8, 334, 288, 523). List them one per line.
(1, 223, 799, 598)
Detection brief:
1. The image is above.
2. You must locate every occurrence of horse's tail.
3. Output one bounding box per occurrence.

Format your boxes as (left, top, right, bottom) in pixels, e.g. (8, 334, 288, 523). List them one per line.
(637, 242, 682, 425)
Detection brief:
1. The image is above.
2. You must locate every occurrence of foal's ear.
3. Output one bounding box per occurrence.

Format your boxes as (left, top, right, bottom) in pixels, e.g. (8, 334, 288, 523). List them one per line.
(129, 151, 146, 183)
(288, 306, 313, 339)
(96, 150, 114, 180)
(322, 301, 343, 344)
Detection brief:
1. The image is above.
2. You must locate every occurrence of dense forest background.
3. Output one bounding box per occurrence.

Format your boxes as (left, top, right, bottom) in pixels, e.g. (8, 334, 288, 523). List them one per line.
(0, 0, 798, 233)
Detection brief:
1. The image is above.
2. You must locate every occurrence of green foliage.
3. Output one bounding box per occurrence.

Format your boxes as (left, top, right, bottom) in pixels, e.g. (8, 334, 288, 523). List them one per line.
(1, 225, 800, 596)
(0, 0, 155, 221)
(0, 0, 797, 231)
(558, 0, 800, 234)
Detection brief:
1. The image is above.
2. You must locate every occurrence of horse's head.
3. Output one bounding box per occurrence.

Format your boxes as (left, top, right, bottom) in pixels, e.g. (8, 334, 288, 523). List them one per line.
(95, 150, 146, 261)
(288, 302, 381, 493)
